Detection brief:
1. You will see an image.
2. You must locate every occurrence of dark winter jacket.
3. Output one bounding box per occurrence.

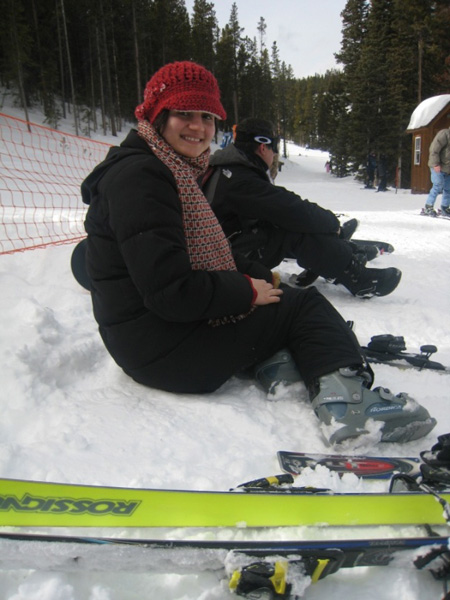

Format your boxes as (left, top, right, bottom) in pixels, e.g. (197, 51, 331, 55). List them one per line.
(367, 153, 377, 174)
(82, 129, 272, 385)
(204, 145, 340, 249)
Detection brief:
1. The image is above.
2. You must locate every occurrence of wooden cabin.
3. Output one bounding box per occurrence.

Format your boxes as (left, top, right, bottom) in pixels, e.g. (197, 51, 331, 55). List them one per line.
(406, 95, 450, 194)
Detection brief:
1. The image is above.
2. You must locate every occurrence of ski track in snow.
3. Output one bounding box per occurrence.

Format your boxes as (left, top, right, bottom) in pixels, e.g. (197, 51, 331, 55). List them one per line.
(0, 106, 449, 599)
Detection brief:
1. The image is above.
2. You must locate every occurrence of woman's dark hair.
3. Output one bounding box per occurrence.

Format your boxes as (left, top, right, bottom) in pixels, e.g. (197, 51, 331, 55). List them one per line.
(152, 109, 219, 137)
(152, 110, 170, 136)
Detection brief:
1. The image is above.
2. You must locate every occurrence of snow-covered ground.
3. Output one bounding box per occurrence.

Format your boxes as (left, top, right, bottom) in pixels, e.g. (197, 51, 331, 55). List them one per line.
(0, 100, 449, 599)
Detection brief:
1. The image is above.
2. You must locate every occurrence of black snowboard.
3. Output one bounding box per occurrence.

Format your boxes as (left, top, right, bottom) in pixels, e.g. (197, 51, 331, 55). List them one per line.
(70, 239, 91, 291)
(351, 239, 395, 254)
(362, 335, 449, 373)
(362, 346, 450, 373)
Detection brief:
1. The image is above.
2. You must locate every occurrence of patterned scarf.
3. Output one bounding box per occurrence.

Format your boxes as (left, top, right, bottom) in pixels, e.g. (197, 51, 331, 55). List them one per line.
(137, 121, 253, 325)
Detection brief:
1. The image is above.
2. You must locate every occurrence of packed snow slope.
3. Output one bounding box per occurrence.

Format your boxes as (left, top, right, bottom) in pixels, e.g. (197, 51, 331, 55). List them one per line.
(0, 106, 449, 599)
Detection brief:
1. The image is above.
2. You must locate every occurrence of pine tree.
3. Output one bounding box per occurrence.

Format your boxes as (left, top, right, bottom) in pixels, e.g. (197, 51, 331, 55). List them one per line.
(332, 0, 369, 174)
(3, 0, 33, 124)
(215, 3, 243, 124)
(215, 24, 236, 126)
(150, 0, 191, 67)
(257, 17, 267, 55)
(190, 0, 217, 71)
(424, 1, 450, 95)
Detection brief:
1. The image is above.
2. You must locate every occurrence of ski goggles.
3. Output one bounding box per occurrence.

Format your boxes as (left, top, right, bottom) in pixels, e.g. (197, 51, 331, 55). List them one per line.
(253, 135, 279, 154)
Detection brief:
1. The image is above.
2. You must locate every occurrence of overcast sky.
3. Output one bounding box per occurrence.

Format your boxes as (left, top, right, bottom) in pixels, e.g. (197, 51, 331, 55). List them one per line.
(184, 0, 348, 79)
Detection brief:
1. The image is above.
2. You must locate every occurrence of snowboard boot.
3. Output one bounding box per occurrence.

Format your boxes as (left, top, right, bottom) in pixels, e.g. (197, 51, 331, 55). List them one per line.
(291, 245, 378, 290)
(440, 206, 450, 216)
(349, 241, 379, 262)
(254, 348, 301, 394)
(336, 254, 401, 298)
(309, 366, 437, 445)
(339, 218, 359, 241)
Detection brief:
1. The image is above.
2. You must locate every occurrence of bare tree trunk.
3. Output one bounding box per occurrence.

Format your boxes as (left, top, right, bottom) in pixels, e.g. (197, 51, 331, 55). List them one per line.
(30, 0, 47, 111)
(108, 6, 122, 132)
(89, 32, 97, 133)
(55, 0, 66, 119)
(10, 0, 30, 130)
(60, 0, 79, 135)
(95, 24, 107, 136)
(233, 89, 238, 124)
(98, 0, 116, 136)
(417, 36, 423, 104)
(132, 0, 142, 105)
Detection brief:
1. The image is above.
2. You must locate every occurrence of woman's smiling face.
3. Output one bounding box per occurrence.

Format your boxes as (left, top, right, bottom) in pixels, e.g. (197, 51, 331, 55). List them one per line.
(161, 111, 216, 158)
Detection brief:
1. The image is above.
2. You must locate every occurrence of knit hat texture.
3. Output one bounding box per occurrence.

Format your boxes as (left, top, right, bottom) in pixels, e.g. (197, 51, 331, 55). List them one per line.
(135, 61, 226, 123)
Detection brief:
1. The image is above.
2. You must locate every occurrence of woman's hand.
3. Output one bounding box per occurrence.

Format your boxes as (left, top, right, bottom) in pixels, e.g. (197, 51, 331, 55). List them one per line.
(250, 278, 283, 305)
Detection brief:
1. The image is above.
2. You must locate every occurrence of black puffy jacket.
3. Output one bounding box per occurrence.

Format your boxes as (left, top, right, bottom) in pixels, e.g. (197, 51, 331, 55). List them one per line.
(206, 144, 340, 239)
(82, 130, 272, 384)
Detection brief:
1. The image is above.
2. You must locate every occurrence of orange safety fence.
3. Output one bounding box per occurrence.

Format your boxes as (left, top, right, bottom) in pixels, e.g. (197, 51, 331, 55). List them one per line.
(0, 113, 112, 255)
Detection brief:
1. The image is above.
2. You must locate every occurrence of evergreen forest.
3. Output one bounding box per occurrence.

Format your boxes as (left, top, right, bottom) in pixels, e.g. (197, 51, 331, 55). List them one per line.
(1, 0, 449, 187)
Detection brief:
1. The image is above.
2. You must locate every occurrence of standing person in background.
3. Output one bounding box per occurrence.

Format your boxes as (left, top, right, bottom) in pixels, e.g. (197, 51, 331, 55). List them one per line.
(365, 150, 377, 189)
(376, 154, 388, 192)
(81, 62, 435, 446)
(220, 131, 233, 148)
(423, 127, 450, 216)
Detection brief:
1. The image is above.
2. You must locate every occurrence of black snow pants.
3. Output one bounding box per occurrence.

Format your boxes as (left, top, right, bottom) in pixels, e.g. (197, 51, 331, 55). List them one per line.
(125, 286, 363, 394)
(231, 227, 353, 279)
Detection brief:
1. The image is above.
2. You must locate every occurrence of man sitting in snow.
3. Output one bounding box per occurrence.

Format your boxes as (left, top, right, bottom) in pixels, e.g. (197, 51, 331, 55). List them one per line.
(203, 118, 401, 299)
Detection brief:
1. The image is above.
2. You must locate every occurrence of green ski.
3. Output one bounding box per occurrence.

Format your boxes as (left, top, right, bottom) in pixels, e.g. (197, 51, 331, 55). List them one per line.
(0, 477, 449, 528)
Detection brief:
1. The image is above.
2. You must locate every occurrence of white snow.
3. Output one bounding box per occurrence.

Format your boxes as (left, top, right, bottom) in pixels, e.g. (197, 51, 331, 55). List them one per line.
(406, 94, 450, 130)
(0, 98, 449, 599)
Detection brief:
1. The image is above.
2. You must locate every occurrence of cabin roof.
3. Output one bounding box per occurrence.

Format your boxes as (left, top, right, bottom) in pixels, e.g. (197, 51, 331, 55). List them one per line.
(406, 94, 450, 131)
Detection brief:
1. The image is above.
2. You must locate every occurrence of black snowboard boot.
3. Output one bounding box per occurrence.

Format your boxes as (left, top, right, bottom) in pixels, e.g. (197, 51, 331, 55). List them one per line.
(336, 254, 401, 299)
(349, 242, 379, 262)
(339, 218, 359, 241)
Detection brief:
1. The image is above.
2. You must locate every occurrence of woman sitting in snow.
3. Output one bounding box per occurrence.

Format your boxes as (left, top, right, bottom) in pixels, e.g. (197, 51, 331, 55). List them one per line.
(81, 61, 435, 446)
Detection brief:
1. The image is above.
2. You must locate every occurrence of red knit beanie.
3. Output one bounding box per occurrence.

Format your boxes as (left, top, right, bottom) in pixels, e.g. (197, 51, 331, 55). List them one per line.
(135, 61, 227, 123)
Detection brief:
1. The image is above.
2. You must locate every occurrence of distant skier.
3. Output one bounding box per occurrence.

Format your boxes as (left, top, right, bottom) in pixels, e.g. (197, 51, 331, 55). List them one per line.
(220, 131, 233, 148)
(365, 150, 377, 188)
(376, 154, 388, 192)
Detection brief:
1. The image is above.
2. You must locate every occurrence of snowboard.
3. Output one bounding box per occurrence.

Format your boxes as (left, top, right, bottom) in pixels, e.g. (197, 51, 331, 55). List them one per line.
(362, 339, 450, 373)
(351, 238, 395, 253)
(70, 238, 90, 291)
